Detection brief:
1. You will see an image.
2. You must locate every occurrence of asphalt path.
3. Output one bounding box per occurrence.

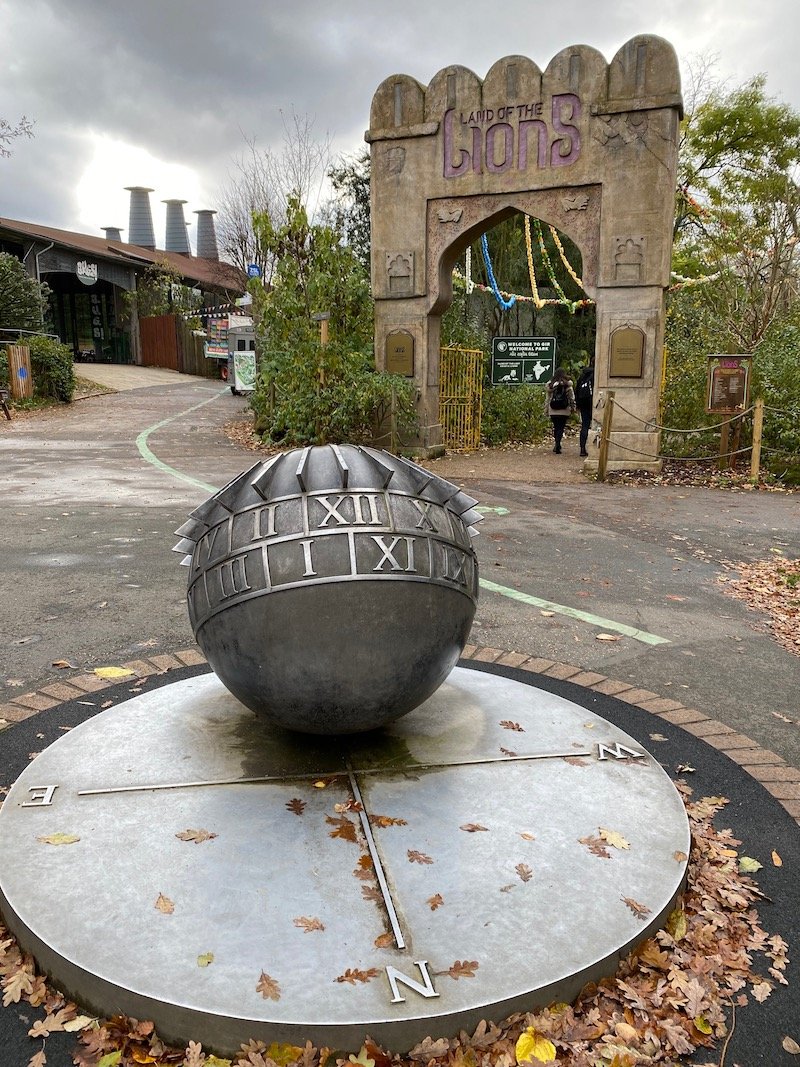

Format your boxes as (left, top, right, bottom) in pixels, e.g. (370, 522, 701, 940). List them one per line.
(1, 376, 798, 766)
(0, 374, 798, 1064)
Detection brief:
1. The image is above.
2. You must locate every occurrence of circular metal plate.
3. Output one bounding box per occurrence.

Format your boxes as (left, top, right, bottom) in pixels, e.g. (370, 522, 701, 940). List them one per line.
(0, 669, 689, 1053)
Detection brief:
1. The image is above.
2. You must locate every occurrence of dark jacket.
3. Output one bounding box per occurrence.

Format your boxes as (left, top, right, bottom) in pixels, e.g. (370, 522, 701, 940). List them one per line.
(545, 378, 576, 416)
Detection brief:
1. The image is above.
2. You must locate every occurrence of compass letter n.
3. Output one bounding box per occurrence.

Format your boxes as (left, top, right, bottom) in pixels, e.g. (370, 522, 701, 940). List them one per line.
(385, 960, 439, 1004)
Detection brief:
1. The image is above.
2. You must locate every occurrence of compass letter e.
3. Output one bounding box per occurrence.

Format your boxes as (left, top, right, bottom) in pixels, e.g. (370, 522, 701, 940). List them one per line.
(385, 960, 439, 1004)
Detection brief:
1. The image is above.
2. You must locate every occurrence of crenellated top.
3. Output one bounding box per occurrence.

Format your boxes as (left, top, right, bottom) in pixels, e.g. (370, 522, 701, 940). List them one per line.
(367, 36, 681, 140)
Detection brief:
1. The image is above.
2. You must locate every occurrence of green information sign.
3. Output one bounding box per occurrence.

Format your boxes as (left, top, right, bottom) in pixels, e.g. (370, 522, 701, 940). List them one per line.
(491, 337, 556, 385)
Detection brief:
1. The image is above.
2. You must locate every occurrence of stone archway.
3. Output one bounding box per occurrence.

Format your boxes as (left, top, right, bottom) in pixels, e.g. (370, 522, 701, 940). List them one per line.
(366, 35, 683, 468)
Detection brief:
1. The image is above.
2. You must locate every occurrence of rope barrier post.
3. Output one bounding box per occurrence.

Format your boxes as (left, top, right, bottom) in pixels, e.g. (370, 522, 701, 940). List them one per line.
(718, 419, 730, 471)
(597, 390, 615, 483)
(750, 398, 764, 481)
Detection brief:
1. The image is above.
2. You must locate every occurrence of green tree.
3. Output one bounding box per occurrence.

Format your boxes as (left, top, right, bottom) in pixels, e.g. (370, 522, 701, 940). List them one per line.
(127, 259, 201, 324)
(0, 252, 50, 331)
(326, 149, 371, 270)
(249, 195, 415, 446)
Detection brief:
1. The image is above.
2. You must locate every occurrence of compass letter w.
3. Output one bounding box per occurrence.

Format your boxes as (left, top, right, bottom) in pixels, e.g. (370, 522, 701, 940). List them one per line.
(385, 960, 439, 1003)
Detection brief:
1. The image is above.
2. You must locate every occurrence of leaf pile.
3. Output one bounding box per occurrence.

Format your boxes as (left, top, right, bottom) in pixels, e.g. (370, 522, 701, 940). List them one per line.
(0, 787, 792, 1066)
(719, 556, 800, 656)
(603, 459, 796, 493)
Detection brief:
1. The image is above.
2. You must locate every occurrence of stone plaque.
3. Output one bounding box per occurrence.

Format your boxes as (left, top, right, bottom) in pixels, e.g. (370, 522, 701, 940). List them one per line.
(385, 330, 415, 376)
(609, 326, 644, 378)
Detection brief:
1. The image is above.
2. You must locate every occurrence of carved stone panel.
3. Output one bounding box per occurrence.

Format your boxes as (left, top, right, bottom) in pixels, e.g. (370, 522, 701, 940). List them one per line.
(613, 235, 646, 285)
(386, 252, 415, 297)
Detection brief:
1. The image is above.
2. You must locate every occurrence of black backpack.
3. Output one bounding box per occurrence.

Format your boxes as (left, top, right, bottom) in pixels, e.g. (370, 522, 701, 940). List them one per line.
(550, 381, 569, 409)
(576, 370, 593, 403)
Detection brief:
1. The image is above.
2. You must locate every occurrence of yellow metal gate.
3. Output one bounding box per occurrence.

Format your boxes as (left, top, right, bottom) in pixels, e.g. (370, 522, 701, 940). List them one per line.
(439, 347, 483, 450)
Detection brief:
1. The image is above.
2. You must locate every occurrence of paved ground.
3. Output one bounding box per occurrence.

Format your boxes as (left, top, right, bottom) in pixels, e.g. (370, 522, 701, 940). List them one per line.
(0, 365, 798, 1063)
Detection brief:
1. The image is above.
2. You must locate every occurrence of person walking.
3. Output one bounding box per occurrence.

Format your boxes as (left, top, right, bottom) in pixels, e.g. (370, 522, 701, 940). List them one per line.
(545, 367, 575, 454)
(574, 356, 595, 457)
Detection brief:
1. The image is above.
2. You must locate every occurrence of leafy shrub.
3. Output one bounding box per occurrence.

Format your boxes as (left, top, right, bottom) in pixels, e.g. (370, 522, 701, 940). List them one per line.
(27, 335, 75, 402)
(481, 384, 550, 445)
(252, 341, 416, 447)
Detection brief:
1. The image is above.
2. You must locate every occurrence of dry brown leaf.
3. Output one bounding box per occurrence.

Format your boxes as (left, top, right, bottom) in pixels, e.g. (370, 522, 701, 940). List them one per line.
(579, 834, 612, 859)
(335, 967, 379, 985)
(595, 633, 621, 641)
(598, 826, 630, 850)
(407, 849, 433, 864)
(621, 896, 651, 919)
(293, 916, 325, 933)
(154, 893, 174, 915)
(519, 832, 536, 841)
(326, 815, 358, 842)
(782, 1035, 800, 1054)
(752, 980, 773, 1002)
(27, 1052, 46, 1067)
(2, 968, 34, 1005)
(447, 960, 479, 980)
(175, 829, 218, 844)
(460, 823, 488, 832)
(256, 971, 281, 1000)
(499, 720, 524, 731)
(369, 814, 408, 827)
(374, 933, 394, 948)
(427, 894, 444, 910)
(515, 863, 533, 883)
(285, 798, 306, 816)
(361, 886, 383, 902)
(772, 849, 783, 867)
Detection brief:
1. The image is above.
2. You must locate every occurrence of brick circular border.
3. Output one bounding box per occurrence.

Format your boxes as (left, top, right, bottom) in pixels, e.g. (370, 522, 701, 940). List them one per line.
(2, 644, 798, 826)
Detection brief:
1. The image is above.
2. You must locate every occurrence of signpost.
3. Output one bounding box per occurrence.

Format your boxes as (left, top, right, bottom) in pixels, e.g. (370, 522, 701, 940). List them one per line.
(490, 337, 556, 385)
(706, 354, 752, 470)
(706, 355, 751, 414)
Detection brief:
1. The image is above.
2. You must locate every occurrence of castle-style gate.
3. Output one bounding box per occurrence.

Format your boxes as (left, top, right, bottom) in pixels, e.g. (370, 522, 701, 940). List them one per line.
(366, 35, 683, 467)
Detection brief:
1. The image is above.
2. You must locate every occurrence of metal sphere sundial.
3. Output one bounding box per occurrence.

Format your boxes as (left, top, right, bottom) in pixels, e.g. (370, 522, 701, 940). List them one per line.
(0, 446, 690, 1057)
(173, 445, 482, 734)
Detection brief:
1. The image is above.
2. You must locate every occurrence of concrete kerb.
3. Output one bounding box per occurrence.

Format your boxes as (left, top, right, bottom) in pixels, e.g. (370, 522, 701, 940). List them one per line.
(2, 643, 799, 826)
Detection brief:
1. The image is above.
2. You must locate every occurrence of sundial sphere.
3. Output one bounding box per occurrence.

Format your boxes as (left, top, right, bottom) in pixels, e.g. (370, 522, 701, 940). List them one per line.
(174, 445, 482, 734)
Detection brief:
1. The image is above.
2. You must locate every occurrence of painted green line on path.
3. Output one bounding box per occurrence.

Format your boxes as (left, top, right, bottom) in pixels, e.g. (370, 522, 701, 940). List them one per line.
(479, 577, 670, 646)
(135, 387, 230, 494)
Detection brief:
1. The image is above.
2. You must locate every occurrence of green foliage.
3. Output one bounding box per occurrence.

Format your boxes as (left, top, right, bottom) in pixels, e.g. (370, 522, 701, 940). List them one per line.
(27, 335, 75, 402)
(662, 287, 800, 469)
(126, 258, 201, 325)
(481, 384, 551, 446)
(0, 335, 75, 403)
(326, 149, 371, 271)
(0, 252, 50, 331)
(250, 194, 417, 446)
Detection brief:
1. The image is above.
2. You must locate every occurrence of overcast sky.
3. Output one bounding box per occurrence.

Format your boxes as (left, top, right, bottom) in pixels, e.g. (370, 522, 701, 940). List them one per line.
(2, 0, 799, 252)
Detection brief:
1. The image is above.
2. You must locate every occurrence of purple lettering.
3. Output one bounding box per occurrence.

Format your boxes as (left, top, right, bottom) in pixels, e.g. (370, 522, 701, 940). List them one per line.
(518, 119, 547, 170)
(550, 93, 581, 167)
(485, 122, 514, 173)
(471, 126, 482, 174)
(443, 108, 471, 177)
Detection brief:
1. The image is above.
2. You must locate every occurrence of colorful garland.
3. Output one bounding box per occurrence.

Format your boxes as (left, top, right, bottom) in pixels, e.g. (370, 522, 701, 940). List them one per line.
(481, 233, 517, 310)
(457, 217, 595, 313)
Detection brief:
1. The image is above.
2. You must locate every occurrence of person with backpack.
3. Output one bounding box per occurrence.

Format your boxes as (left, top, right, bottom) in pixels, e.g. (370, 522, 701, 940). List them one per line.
(545, 367, 576, 454)
(574, 355, 595, 457)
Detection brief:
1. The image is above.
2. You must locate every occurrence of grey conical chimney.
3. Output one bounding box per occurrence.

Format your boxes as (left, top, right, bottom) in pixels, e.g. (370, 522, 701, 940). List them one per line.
(126, 186, 156, 249)
(194, 209, 219, 261)
(163, 199, 191, 254)
(102, 226, 123, 242)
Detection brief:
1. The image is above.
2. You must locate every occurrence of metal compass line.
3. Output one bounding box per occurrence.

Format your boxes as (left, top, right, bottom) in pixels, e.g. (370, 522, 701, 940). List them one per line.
(75, 748, 599, 797)
(346, 765, 406, 951)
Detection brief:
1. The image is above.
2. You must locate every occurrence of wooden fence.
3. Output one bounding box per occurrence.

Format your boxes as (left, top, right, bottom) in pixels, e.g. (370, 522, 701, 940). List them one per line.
(139, 315, 219, 379)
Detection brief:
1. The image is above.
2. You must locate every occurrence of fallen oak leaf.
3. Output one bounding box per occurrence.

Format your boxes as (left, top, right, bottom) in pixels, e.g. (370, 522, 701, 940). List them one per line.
(326, 815, 358, 842)
(293, 916, 325, 933)
(285, 798, 306, 816)
(256, 971, 281, 1000)
(772, 850, 783, 867)
(621, 896, 651, 919)
(407, 849, 433, 864)
(427, 894, 444, 910)
(500, 720, 524, 731)
(460, 823, 488, 832)
(782, 1035, 800, 1054)
(51, 660, 75, 669)
(175, 829, 218, 844)
(752, 980, 772, 1002)
(515, 863, 533, 883)
(27, 1052, 47, 1067)
(335, 967, 379, 985)
(154, 893, 174, 915)
(598, 826, 630, 850)
(446, 960, 479, 980)
(595, 633, 621, 641)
